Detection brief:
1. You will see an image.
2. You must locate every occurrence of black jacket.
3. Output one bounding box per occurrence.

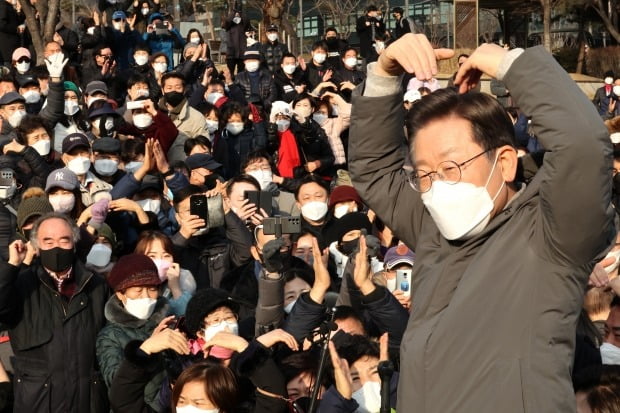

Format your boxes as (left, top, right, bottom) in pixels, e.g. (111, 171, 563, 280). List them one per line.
(0, 1, 23, 64)
(260, 41, 288, 73)
(289, 117, 335, 176)
(172, 211, 254, 290)
(355, 15, 385, 59)
(0, 259, 110, 413)
(273, 68, 307, 103)
(231, 68, 277, 110)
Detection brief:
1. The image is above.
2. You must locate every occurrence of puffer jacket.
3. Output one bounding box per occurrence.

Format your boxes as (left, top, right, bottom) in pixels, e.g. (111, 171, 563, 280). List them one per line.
(96, 295, 168, 412)
(0, 259, 109, 413)
(232, 69, 277, 110)
(348, 47, 614, 413)
(260, 41, 288, 73)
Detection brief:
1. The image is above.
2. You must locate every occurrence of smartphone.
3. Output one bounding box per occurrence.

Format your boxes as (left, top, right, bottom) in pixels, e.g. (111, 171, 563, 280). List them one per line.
(190, 194, 209, 227)
(126, 100, 145, 110)
(169, 316, 185, 330)
(396, 269, 412, 297)
(263, 216, 301, 236)
(244, 190, 273, 216)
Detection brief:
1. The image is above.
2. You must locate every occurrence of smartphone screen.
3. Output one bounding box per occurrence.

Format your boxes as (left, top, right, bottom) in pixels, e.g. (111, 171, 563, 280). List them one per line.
(190, 194, 208, 227)
(396, 269, 412, 297)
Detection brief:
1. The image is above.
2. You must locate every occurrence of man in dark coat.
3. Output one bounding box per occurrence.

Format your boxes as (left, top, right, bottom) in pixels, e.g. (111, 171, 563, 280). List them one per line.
(355, 5, 385, 64)
(0, 213, 109, 412)
(261, 24, 288, 74)
(0, 0, 24, 66)
(349, 33, 614, 412)
(222, 9, 248, 76)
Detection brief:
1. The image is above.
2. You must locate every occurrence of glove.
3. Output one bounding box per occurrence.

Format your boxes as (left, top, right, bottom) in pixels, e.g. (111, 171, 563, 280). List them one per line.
(262, 238, 285, 273)
(45, 52, 69, 78)
(88, 199, 109, 230)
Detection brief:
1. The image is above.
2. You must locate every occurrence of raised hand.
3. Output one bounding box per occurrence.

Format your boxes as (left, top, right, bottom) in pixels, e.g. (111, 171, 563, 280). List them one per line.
(256, 328, 299, 350)
(140, 327, 189, 355)
(454, 43, 509, 93)
(329, 341, 353, 399)
(376, 33, 453, 79)
(353, 235, 376, 295)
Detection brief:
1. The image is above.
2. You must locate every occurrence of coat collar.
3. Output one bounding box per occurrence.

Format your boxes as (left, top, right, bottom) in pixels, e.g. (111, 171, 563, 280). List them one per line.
(104, 294, 168, 328)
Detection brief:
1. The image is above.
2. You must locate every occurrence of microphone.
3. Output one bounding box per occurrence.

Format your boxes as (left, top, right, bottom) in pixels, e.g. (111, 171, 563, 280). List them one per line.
(378, 360, 394, 413)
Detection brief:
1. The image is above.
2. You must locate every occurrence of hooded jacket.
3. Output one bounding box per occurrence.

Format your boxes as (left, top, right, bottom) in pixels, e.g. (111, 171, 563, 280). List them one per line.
(348, 47, 615, 412)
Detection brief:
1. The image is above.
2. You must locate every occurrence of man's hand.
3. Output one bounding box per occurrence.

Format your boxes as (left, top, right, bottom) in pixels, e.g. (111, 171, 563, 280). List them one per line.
(322, 69, 333, 82)
(178, 214, 206, 239)
(256, 328, 299, 351)
(329, 341, 352, 399)
(45, 52, 68, 79)
(142, 99, 158, 117)
(8, 240, 27, 267)
(140, 328, 189, 355)
(93, 10, 100, 26)
(376, 33, 453, 79)
(297, 55, 306, 71)
(353, 236, 376, 295)
(53, 32, 64, 46)
(454, 43, 509, 93)
(152, 140, 170, 174)
(309, 236, 330, 303)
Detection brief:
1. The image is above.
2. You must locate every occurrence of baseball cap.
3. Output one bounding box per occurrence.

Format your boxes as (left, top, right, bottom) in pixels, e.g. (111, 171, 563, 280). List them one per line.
(92, 137, 121, 154)
(267, 24, 278, 32)
(12, 47, 31, 61)
(243, 50, 261, 61)
(384, 244, 415, 270)
(45, 168, 79, 192)
(0, 92, 25, 106)
(18, 76, 39, 88)
(185, 153, 222, 171)
(62, 133, 91, 154)
(85, 80, 108, 96)
(112, 11, 127, 20)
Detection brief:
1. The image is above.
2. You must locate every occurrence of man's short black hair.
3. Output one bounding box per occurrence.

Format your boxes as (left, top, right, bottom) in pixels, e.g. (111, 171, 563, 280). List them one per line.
(325, 27, 338, 34)
(333, 332, 379, 366)
(311, 40, 328, 52)
(240, 149, 274, 172)
(280, 52, 296, 64)
(173, 184, 204, 211)
(183, 136, 212, 156)
(127, 73, 149, 90)
(294, 174, 329, 200)
(225, 174, 260, 197)
(161, 72, 186, 88)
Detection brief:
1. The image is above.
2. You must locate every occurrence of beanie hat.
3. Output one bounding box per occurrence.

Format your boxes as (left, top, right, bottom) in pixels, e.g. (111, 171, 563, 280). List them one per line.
(328, 185, 363, 210)
(64, 81, 80, 98)
(185, 288, 240, 337)
(326, 211, 372, 244)
(97, 223, 117, 250)
(107, 253, 161, 291)
(16, 196, 53, 230)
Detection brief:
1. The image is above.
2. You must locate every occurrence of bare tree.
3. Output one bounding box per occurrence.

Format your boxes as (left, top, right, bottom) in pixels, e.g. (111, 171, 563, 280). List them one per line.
(313, 0, 363, 39)
(18, 0, 61, 64)
(586, 0, 620, 42)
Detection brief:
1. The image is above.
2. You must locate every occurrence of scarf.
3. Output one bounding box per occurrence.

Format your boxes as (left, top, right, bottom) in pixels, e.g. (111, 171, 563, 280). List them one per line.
(277, 129, 301, 178)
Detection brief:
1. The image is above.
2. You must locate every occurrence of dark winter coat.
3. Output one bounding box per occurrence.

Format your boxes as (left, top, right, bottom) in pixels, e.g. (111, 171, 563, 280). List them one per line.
(260, 41, 288, 73)
(232, 68, 277, 110)
(96, 295, 168, 412)
(273, 68, 307, 103)
(0, 1, 23, 65)
(0, 259, 109, 413)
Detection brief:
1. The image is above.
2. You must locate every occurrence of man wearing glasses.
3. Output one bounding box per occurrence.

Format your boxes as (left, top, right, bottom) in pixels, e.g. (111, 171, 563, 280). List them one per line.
(349, 34, 614, 412)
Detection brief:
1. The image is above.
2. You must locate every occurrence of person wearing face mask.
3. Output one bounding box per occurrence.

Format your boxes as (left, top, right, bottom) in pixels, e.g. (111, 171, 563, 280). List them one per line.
(128, 0, 160, 33)
(60, 133, 114, 206)
(143, 13, 185, 72)
(323, 333, 399, 413)
(159, 72, 205, 141)
(312, 91, 350, 168)
(17, 55, 67, 119)
(96, 253, 169, 411)
(356, 5, 386, 65)
(294, 175, 335, 249)
(129, 174, 179, 236)
(349, 34, 615, 412)
(14, 191, 54, 262)
(135, 230, 196, 316)
(54, 81, 91, 154)
(103, 11, 142, 71)
(92, 137, 125, 184)
(87, 100, 123, 140)
(324, 27, 349, 70)
(229, 50, 276, 111)
(260, 24, 289, 74)
(600, 296, 620, 365)
(0, 214, 109, 412)
(303, 41, 334, 91)
(593, 71, 617, 119)
(85, 223, 117, 276)
(0, 92, 27, 130)
(45, 167, 86, 220)
(0, 164, 21, 260)
(185, 152, 223, 189)
(223, 10, 247, 76)
(332, 47, 366, 92)
(329, 185, 363, 220)
(11, 48, 33, 85)
(241, 149, 300, 216)
(273, 53, 308, 103)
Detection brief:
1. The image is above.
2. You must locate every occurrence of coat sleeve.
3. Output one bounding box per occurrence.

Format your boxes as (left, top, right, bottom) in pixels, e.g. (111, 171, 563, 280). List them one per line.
(224, 211, 253, 268)
(39, 80, 65, 124)
(348, 76, 425, 249)
(96, 326, 125, 388)
(283, 292, 326, 343)
(317, 386, 358, 413)
(503, 47, 615, 266)
(152, 110, 179, 155)
(0, 262, 20, 325)
(108, 340, 159, 413)
(21, 146, 54, 182)
(361, 286, 409, 352)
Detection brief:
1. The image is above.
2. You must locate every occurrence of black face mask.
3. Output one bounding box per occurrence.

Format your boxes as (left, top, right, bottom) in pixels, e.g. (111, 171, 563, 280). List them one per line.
(339, 238, 359, 256)
(39, 247, 75, 272)
(164, 91, 185, 107)
(204, 173, 220, 190)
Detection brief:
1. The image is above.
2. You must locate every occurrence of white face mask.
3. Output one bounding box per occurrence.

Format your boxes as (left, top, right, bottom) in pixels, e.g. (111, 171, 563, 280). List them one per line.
(420, 153, 504, 241)
(374, 42, 385, 52)
(206, 92, 224, 105)
(245, 61, 260, 73)
(22, 90, 41, 104)
(614, 85, 620, 96)
(301, 201, 328, 222)
(247, 170, 273, 190)
(205, 119, 219, 134)
(344, 57, 357, 68)
(134, 54, 149, 66)
(267, 33, 278, 42)
(203, 320, 238, 341)
(276, 119, 290, 132)
(334, 204, 356, 219)
(124, 297, 157, 320)
(153, 62, 168, 73)
(16, 61, 30, 73)
(611, 133, 620, 144)
(133, 113, 153, 129)
(283, 299, 297, 314)
(233, 16, 242, 24)
(313, 53, 326, 64)
(226, 122, 244, 135)
(294, 106, 313, 121)
(190, 37, 201, 44)
(351, 381, 382, 413)
(141, 7, 149, 15)
(312, 112, 328, 125)
(176, 405, 219, 413)
(87, 26, 96, 35)
(86, 243, 112, 267)
(0, 184, 16, 200)
(282, 64, 296, 75)
(112, 22, 124, 31)
(137, 198, 161, 214)
(605, 77, 614, 85)
(94, 159, 118, 176)
(31, 139, 51, 156)
(49, 193, 75, 213)
(125, 161, 143, 173)
(67, 156, 91, 175)
(386, 277, 397, 292)
(604, 249, 620, 274)
(64, 100, 79, 116)
(8, 110, 26, 127)
(600, 342, 620, 365)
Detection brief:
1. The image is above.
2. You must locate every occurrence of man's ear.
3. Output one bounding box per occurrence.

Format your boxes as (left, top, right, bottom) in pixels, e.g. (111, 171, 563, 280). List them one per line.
(498, 145, 518, 183)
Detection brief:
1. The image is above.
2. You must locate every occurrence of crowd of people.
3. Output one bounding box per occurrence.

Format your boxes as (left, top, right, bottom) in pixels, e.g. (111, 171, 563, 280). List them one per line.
(0, 1, 619, 412)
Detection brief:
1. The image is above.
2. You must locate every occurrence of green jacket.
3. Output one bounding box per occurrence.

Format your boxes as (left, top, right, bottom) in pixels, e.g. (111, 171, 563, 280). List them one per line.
(96, 295, 168, 411)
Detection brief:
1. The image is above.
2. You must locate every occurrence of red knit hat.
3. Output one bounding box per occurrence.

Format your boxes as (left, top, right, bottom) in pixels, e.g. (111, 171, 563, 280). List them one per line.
(329, 185, 363, 210)
(107, 254, 161, 292)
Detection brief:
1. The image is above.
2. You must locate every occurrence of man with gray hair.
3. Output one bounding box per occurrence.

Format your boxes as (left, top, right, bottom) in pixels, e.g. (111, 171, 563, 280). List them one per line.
(0, 212, 109, 412)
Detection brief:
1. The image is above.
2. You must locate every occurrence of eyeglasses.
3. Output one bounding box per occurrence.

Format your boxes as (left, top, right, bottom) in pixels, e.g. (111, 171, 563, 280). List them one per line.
(408, 148, 495, 193)
(204, 313, 237, 327)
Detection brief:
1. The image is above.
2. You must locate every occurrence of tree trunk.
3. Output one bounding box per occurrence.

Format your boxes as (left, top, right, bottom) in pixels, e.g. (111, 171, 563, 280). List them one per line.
(541, 0, 552, 52)
(576, 10, 586, 74)
(592, 0, 620, 43)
